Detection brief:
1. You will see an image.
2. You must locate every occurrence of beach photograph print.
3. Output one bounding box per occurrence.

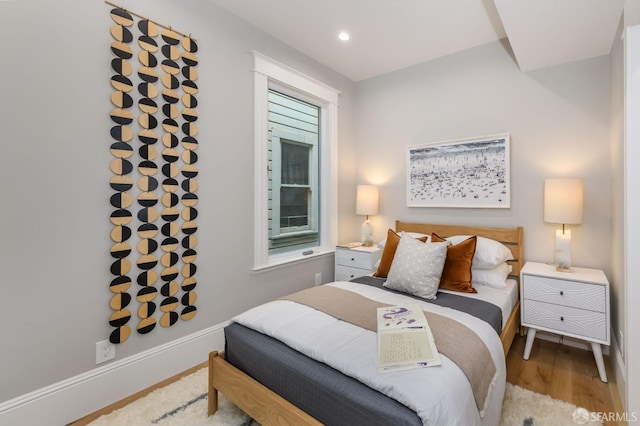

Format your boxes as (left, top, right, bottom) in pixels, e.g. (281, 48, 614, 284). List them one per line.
(406, 134, 510, 208)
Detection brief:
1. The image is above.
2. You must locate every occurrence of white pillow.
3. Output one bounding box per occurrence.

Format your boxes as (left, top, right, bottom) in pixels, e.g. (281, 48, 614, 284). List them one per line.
(377, 231, 429, 249)
(472, 263, 513, 289)
(384, 236, 448, 299)
(446, 235, 514, 269)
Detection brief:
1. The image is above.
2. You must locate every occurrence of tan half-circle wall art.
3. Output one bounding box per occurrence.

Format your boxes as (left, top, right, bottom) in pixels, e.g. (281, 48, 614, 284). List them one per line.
(108, 3, 199, 344)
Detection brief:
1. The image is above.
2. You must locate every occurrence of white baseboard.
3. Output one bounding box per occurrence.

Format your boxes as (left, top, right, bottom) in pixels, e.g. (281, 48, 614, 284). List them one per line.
(0, 321, 229, 425)
(610, 329, 627, 412)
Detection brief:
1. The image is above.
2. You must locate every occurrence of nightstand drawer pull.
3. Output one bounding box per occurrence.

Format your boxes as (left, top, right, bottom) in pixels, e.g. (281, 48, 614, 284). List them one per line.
(560, 291, 563, 296)
(560, 316, 564, 321)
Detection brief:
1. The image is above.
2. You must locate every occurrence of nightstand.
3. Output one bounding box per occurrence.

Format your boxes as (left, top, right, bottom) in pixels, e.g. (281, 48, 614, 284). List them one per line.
(520, 261, 610, 382)
(335, 245, 382, 281)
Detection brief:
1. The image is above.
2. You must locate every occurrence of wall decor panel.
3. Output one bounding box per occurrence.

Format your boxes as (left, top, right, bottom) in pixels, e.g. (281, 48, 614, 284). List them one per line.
(108, 5, 199, 343)
(158, 27, 181, 329)
(135, 17, 159, 336)
(179, 34, 199, 322)
(108, 6, 135, 344)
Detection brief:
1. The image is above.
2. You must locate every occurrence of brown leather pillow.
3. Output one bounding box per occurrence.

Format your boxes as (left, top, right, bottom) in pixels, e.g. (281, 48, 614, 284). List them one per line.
(372, 229, 428, 278)
(431, 233, 477, 293)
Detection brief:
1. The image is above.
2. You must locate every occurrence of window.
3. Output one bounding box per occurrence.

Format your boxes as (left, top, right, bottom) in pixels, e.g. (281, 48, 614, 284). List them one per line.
(252, 52, 339, 270)
(269, 91, 319, 252)
(280, 141, 312, 229)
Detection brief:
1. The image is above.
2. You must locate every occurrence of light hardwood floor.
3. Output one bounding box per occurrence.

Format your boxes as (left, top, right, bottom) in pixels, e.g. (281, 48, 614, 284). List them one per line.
(72, 334, 624, 425)
(507, 334, 624, 426)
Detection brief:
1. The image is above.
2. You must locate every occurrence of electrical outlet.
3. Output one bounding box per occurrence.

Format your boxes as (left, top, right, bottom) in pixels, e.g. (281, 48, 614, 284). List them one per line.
(315, 272, 322, 285)
(96, 339, 115, 364)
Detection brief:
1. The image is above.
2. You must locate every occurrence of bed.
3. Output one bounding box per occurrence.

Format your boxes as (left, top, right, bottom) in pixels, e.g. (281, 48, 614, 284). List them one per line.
(208, 222, 524, 425)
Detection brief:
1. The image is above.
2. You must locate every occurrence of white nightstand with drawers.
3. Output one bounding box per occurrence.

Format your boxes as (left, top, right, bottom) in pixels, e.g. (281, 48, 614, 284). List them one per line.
(520, 261, 610, 382)
(334, 245, 382, 281)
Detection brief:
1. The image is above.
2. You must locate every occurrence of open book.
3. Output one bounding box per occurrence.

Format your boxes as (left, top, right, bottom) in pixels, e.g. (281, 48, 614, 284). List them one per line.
(377, 304, 441, 373)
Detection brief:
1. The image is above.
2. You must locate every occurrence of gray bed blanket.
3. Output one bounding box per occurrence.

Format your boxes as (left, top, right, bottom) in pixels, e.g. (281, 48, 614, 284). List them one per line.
(353, 275, 502, 334)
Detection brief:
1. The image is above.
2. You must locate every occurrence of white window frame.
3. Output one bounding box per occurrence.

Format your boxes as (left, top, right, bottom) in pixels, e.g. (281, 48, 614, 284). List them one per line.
(252, 51, 339, 271)
(270, 128, 318, 239)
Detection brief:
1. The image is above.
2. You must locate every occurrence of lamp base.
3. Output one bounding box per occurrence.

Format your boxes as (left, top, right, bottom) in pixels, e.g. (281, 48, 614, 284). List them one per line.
(554, 229, 572, 272)
(361, 219, 374, 247)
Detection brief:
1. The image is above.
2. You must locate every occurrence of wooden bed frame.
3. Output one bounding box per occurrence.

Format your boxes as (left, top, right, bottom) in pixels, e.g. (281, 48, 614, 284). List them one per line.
(208, 222, 524, 425)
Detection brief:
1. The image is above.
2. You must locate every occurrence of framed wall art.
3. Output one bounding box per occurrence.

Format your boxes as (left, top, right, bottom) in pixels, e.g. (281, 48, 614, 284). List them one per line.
(406, 133, 510, 208)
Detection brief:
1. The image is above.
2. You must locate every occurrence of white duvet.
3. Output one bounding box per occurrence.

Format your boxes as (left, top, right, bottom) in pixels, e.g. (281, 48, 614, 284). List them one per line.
(233, 281, 506, 426)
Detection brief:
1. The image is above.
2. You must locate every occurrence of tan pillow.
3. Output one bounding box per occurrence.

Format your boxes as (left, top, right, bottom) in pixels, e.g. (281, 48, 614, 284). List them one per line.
(373, 229, 428, 278)
(431, 233, 477, 293)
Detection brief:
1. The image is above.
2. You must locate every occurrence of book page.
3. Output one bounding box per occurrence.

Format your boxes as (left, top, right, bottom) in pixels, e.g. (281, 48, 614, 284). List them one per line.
(378, 329, 434, 364)
(377, 304, 441, 373)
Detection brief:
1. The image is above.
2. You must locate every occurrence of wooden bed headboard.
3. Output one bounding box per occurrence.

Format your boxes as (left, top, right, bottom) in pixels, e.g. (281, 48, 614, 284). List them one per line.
(395, 221, 524, 279)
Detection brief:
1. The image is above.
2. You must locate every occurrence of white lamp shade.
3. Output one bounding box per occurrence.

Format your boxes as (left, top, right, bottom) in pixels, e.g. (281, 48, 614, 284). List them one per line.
(356, 185, 379, 216)
(544, 178, 583, 225)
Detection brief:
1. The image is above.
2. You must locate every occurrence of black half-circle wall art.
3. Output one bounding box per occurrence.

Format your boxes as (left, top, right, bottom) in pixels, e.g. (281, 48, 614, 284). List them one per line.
(134, 16, 160, 336)
(108, 5, 199, 343)
(158, 27, 182, 328)
(109, 6, 134, 344)
(179, 34, 199, 322)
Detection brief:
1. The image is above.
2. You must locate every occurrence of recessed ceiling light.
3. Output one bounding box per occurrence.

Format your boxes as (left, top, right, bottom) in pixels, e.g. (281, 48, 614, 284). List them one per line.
(338, 32, 350, 41)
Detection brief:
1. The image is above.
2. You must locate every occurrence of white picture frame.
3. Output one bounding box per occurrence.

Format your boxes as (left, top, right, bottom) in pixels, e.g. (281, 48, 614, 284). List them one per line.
(406, 133, 510, 208)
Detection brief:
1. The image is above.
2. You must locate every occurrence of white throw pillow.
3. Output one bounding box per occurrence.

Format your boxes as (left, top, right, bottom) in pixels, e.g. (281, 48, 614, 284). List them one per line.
(447, 235, 514, 269)
(472, 263, 513, 289)
(384, 236, 448, 299)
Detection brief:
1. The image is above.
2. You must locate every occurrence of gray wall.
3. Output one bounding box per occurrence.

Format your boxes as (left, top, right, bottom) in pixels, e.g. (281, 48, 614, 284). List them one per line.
(352, 40, 612, 277)
(0, 0, 355, 402)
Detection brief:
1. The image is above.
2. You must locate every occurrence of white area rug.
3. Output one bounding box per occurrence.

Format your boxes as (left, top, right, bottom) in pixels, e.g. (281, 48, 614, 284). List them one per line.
(500, 383, 602, 426)
(88, 368, 602, 425)
(87, 368, 254, 426)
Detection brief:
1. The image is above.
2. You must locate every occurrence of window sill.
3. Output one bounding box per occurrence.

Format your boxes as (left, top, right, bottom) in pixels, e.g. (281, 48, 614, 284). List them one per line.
(270, 230, 318, 240)
(252, 247, 334, 274)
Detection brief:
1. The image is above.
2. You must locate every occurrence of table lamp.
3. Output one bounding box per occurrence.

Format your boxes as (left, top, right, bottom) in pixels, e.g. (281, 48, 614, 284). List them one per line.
(544, 178, 583, 272)
(356, 184, 379, 247)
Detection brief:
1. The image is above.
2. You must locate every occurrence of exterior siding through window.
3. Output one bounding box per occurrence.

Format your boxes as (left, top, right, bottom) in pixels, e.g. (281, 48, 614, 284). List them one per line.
(267, 89, 320, 254)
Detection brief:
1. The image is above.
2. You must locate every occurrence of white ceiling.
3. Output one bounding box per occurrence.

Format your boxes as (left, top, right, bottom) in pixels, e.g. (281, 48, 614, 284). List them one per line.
(209, 0, 625, 81)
